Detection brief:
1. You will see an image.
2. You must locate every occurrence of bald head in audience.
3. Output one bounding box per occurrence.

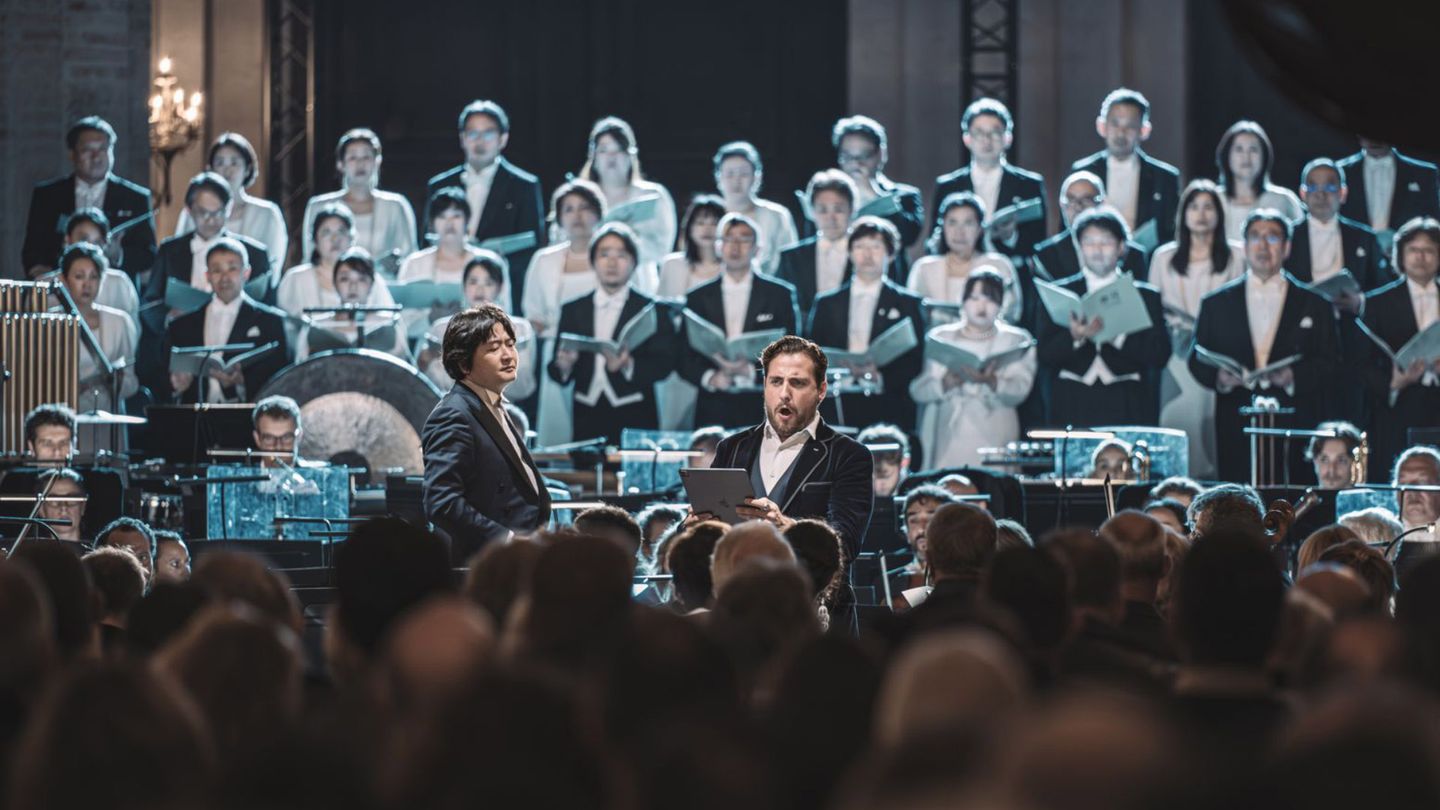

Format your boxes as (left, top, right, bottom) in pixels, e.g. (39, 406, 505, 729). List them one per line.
(1100, 510, 1170, 606)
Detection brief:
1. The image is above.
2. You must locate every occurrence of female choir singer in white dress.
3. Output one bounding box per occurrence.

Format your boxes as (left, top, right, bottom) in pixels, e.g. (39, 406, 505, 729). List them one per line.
(906, 192, 1021, 325)
(1148, 179, 1245, 478)
(278, 203, 396, 344)
(56, 243, 138, 453)
(523, 179, 607, 446)
(300, 128, 417, 273)
(397, 188, 507, 340)
(577, 116, 677, 274)
(419, 250, 536, 401)
(713, 141, 798, 275)
(655, 195, 727, 429)
(176, 132, 288, 275)
(1215, 120, 1303, 243)
(911, 269, 1036, 469)
(295, 248, 410, 362)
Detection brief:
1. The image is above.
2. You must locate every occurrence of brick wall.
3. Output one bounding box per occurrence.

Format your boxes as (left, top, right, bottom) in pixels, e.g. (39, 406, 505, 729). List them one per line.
(1, 0, 151, 279)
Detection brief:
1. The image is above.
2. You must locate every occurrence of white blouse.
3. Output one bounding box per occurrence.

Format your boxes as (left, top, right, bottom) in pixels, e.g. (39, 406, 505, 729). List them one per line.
(657, 252, 720, 299)
(177, 195, 289, 274)
(910, 320, 1036, 469)
(1148, 240, 1246, 317)
(603, 180, 678, 271)
(300, 189, 417, 265)
(1219, 184, 1304, 243)
(906, 252, 1023, 324)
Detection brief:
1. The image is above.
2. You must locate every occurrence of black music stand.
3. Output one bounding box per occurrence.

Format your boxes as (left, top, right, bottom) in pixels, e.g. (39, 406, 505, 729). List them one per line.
(145, 404, 255, 464)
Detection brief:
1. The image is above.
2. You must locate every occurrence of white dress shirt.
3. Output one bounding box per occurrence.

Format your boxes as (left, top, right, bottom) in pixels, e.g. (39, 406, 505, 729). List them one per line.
(816, 236, 848, 297)
(578, 287, 639, 407)
(1245, 271, 1289, 369)
(463, 162, 501, 236)
(847, 277, 883, 352)
(1409, 277, 1440, 388)
(1364, 153, 1397, 231)
(190, 233, 220, 290)
(759, 412, 820, 495)
(1059, 268, 1136, 385)
(969, 161, 1003, 220)
(721, 270, 753, 338)
(75, 176, 107, 211)
(1106, 154, 1141, 229)
(203, 294, 244, 402)
(1306, 216, 1344, 283)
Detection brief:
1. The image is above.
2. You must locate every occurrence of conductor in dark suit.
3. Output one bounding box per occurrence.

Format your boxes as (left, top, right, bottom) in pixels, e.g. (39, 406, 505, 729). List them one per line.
(705, 335, 874, 562)
(423, 303, 551, 562)
(1337, 139, 1440, 236)
(806, 217, 926, 433)
(1189, 210, 1341, 483)
(164, 238, 289, 404)
(427, 100, 546, 309)
(1362, 217, 1440, 477)
(832, 115, 924, 280)
(679, 213, 801, 429)
(547, 223, 676, 443)
(1070, 88, 1181, 248)
(22, 116, 156, 280)
(933, 97, 1048, 261)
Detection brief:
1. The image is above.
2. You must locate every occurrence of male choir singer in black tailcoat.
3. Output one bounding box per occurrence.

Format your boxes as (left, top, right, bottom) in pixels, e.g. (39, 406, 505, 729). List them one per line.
(933, 97, 1048, 262)
(1189, 210, 1340, 484)
(423, 304, 551, 564)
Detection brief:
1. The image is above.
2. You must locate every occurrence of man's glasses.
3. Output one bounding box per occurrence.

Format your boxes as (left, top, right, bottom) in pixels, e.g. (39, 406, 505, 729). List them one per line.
(838, 150, 878, 165)
(463, 129, 501, 144)
(1246, 233, 1286, 246)
(1302, 183, 1341, 194)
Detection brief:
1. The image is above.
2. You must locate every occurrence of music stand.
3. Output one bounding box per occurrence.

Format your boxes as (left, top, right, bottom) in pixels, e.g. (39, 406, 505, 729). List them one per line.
(145, 404, 255, 464)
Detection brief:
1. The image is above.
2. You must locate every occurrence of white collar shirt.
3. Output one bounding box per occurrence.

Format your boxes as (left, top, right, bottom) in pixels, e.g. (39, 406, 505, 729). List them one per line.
(462, 161, 501, 236)
(1408, 277, 1440, 387)
(1307, 216, 1344, 283)
(721, 270, 753, 339)
(847, 276, 884, 352)
(759, 412, 820, 496)
(190, 232, 221, 290)
(1105, 154, 1141, 230)
(75, 175, 108, 211)
(1364, 153, 1397, 231)
(203, 294, 244, 402)
(583, 286, 633, 404)
(1245, 270, 1289, 369)
(969, 161, 1004, 220)
(815, 236, 849, 296)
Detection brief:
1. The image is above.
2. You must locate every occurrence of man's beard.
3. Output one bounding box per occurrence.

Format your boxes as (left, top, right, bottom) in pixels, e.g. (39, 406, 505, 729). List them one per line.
(766, 401, 817, 442)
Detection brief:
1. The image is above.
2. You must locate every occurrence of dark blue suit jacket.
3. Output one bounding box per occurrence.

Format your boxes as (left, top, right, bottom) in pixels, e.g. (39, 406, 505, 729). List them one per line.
(22, 173, 156, 276)
(1070, 148, 1182, 245)
(933, 162, 1048, 259)
(712, 418, 874, 560)
(1337, 150, 1440, 230)
(422, 381, 551, 562)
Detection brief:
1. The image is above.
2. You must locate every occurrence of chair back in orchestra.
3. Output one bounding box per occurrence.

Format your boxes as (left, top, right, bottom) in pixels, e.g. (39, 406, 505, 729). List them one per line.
(257, 348, 442, 483)
(1, 281, 79, 454)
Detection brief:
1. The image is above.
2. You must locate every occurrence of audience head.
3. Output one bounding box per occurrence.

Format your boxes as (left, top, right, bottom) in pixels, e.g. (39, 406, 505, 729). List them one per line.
(332, 518, 453, 668)
(995, 518, 1034, 550)
(125, 581, 207, 657)
(665, 520, 728, 612)
(1060, 170, 1106, 227)
(1394, 216, 1440, 285)
(1242, 208, 1294, 278)
(1143, 498, 1190, 536)
(783, 519, 845, 606)
(81, 546, 145, 626)
(462, 537, 543, 629)
(711, 520, 797, 595)
(574, 504, 644, 561)
(925, 502, 998, 582)
(458, 100, 510, 169)
(1393, 445, 1440, 529)
(708, 559, 819, 698)
(873, 628, 1028, 749)
(9, 541, 95, 661)
(1171, 531, 1286, 667)
(516, 531, 635, 671)
(1188, 483, 1265, 540)
(190, 551, 302, 636)
(1338, 506, 1403, 547)
(1307, 420, 1363, 490)
(380, 596, 496, 713)
(1101, 510, 1171, 590)
(0, 561, 56, 706)
(858, 423, 910, 496)
(1318, 540, 1396, 615)
(982, 544, 1071, 654)
(24, 403, 76, 462)
(67, 115, 116, 183)
(94, 516, 156, 587)
(903, 484, 957, 562)
(1044, 529, 1123, 623)
(1096, 87, 1152, 158)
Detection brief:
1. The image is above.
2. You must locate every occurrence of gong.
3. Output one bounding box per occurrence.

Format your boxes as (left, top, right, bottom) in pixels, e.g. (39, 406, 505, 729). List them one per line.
(256, 349, 441, 483)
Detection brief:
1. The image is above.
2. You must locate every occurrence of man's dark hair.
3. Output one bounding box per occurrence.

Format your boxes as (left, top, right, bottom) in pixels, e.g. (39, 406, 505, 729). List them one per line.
(962, 97, 1014, 133)
(1143, 498, 1190, 534)
(334, 517, 453, 656)
(190, 551, 299, 632)
(63, 207, 111, 241)
(463, 539, 544, 629)
(424, 186, 472, 231)
(925, 501, 998, 578)
(205, 236, 249, 268)
(24, 403, 76, 446)
(783, 519, 845, 601)
(1149, 475, 1203, 502)
(1072, 206, 1131, 246)
(1098, 87, 1151, 122)
(523, 532, 634, 669)
(1188, 483, 1265, 540)
(82, 547, 146, 619)
(846, 215, 900, 256)
(1300, 156, 1346, 190)
(903, 484, 957, 515)
(458, 99, 511, 134)
(1172, 531, 1285, 666)
(252, 395, 302, 429)
(441, 304, 516, 381)
(34, 467, 86, 496)
(59, 242, 108, 277)
(805, 168, 858, 208)
(1242, 207, 1295, 243)
(635, 504, 687, 544)
(184, 171, 233, 209)
(126, 582, 208, 657)
(1307, 420, 1364, 461)
(982, 545, 1071, 651)
(665, 521, 727, 612)
(679, 194, 728, 263)
(831, 114, 888, 152)
(9, 541, 95, 660)
(1043, 529, 1122, 610)
(588, 221, 641, 266)
(573, 505, 644, 558)
(760, 335, 828, 388)
(208, 131, 260, 187)
(95, 517, 157, 561)
(66, 115, 116, 150)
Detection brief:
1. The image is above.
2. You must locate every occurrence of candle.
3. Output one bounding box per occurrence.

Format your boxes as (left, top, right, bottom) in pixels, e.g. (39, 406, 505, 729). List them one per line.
(158, 56, 172, 73)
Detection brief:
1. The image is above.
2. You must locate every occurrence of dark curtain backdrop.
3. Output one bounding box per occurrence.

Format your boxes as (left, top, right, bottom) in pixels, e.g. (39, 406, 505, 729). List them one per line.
(312, 0, 849, 241)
